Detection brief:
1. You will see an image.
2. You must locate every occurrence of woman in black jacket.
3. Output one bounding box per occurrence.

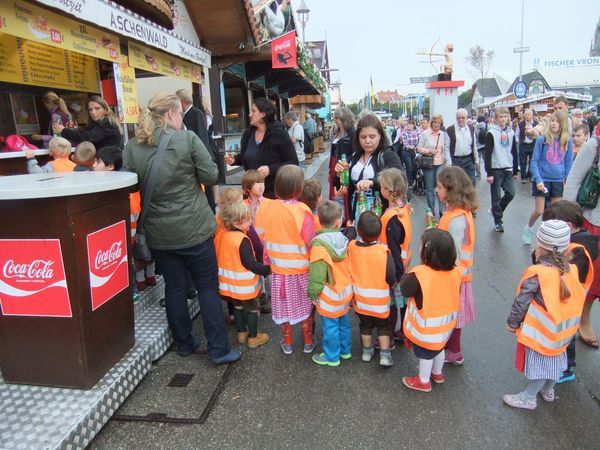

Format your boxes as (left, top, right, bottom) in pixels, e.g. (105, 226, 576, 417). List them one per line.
(225, 98, 298, 199)
(53, 95, 122, 149)
(334, 113, 403, 221)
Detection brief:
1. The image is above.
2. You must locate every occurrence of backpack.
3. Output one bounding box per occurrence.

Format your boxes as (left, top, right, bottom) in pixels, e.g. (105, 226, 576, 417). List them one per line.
(298, 125, 314, 154)
(477, 124, 487, 145)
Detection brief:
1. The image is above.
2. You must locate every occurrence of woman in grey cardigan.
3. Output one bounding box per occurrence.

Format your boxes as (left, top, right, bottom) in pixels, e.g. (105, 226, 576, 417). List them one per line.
(563, 137, 600, 348)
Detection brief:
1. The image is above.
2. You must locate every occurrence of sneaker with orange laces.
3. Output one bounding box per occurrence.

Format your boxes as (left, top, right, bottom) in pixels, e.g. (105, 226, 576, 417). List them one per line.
(431, 372, 445, 384)
(402, 375, 432, 392)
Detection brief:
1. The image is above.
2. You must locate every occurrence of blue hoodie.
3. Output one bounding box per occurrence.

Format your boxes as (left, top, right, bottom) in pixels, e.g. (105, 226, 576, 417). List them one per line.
(530, 135, 573, 184)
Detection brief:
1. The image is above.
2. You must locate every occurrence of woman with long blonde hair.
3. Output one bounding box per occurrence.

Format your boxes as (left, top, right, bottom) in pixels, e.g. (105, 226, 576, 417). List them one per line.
(522, 111, 573, 245)
(31, 91, 77, 145)
(123, 93, 240, 364)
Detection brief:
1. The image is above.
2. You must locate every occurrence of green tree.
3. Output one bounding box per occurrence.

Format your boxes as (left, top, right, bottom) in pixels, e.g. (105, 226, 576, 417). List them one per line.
(458, 89, 474, 109)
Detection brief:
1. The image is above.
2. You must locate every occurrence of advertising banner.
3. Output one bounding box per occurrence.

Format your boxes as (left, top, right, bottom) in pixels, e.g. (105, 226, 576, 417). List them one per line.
(0, 33, 100, 92)
(253, 0, 296, 44)
(0, 0, 120, 61)
(128, 41, 202, 84)
(0, 239, 72, 317)
(114, 57, 140, 124)
(34, 0, 211, 67)
(272, 31, 297, 69)
(87, 221, 129, 311)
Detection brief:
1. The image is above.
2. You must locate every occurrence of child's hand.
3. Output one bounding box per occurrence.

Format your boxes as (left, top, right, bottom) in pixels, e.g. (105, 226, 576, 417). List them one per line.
(356, 179, 373, 191)
(333, 185, 347, 197)
(346, 220, 355, 227)
(24, 149, 36, 159)
(506, 324, 517, 333)
(536, 182, 547, 193)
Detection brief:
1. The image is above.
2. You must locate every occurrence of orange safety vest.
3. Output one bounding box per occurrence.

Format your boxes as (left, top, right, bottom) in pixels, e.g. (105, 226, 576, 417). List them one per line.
(379, 204, 412, 268)
(214, 214, 226, 250)
(254, 198, 274, 241)
(348, 241, 391, 318)
(438, 208, 475, 282)
(568, 242, 594, 294)
(258, 200, 312, 275)
(403, 265, 461, 351)
(313, 213, 322, 232)
(129, 191, 141, 241)
(216, 231, 261, 301)
(515, 265, 585, 356)
(310, 245, 352, 318)
(50, 158, 76, 172)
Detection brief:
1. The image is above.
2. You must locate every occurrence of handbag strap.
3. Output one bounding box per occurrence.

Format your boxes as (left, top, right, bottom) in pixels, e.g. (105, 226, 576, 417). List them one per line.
(137, 131, 172, 232)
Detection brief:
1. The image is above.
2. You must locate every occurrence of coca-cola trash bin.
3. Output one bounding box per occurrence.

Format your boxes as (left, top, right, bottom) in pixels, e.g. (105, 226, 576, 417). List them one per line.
(0, 171, 138, 389)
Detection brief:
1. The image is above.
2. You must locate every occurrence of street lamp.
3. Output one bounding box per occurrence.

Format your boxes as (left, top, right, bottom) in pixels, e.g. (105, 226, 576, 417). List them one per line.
(297, 0, 310, 42)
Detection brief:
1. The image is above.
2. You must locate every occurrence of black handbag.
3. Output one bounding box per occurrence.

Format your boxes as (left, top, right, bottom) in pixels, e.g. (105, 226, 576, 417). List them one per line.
(576, 138, 600, 209)
(415, 134, 439, 170)
(133, 132, 172, 261)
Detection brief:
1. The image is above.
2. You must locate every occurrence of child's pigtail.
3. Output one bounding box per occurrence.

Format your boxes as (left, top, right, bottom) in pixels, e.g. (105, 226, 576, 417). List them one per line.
(553, 250, 571, 302)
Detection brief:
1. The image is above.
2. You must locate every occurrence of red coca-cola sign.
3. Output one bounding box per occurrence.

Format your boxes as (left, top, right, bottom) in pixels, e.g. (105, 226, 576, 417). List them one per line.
(0, 239, 72, 317)
(272, 31, 297, 69)
(86, 221, 129, 311)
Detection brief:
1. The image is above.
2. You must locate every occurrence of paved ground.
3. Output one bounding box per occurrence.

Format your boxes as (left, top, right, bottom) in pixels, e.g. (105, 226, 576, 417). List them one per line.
(90, 157, 600, 449)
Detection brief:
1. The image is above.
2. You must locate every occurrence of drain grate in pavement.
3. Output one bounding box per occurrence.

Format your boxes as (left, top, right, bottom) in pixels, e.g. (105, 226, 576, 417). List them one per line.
(167, 373, 194, 387)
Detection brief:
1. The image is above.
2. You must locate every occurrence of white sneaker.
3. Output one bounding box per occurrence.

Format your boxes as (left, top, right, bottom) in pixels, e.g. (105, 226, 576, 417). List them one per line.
(539, 389, 555, 402)
(522, 225, 534, 245)
(379, 351, 394, 367)
(503, 392, 537, 410)
(362, 347, 374, 362)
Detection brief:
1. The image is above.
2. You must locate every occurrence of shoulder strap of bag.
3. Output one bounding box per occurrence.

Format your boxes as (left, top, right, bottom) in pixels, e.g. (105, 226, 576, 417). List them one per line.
(137, 131, 172, 232)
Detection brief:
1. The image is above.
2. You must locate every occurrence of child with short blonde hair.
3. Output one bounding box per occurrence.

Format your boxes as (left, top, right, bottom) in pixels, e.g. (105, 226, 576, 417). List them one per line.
(26, 136, 75, 173)
(436, 166, 478, 365)
(256, 165, 316, 354)
(216, 202, 271, 349)
(72, 141, 96, 171)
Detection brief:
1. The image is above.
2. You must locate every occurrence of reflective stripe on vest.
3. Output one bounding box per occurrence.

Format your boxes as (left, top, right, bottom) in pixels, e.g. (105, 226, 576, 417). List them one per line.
(527, 302, 581, 335)
(268, 256, 310, 269)
(218, 267, 257, 281)
(406, 302, 457, 329)
(266, 242, 308, 255)
(354, 287, 390, 299)
(216, 231, 261, 300)
(317, 299, 350, 315)
(519, 323, 576, 351)
(348, 241, 391, 318)
(322, 284, 353, 302)
(404, 318, 454, 346)
(219, 280, 262, 296)
(354, 300, 390, 315)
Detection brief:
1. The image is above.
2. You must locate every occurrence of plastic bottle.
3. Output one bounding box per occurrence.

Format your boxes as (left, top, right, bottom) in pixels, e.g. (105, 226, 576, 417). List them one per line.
(52, 114, 62, 138)
(425, 207, 437, 229)
(373, 191, 383, 216)
(339, 154, 349, 186)
(357, 191, 369, 216)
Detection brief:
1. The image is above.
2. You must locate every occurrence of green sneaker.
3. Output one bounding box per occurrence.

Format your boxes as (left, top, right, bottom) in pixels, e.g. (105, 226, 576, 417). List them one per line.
(340, 353, 352, 360)
(312, 353, 340, 367)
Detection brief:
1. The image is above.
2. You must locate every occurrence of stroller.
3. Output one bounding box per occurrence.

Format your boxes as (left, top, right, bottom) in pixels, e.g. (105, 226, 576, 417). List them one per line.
(412, 166, 426, 196)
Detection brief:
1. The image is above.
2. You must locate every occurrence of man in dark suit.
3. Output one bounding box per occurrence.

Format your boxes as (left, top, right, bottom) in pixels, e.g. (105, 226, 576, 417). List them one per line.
(517, 108, 538, 183)
(444, 108, 478, 187)
(176, 89, 218, 212)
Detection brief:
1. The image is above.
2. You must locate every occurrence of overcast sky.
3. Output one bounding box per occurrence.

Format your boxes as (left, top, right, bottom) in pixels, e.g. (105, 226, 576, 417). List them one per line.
(292, 0, 600, 102)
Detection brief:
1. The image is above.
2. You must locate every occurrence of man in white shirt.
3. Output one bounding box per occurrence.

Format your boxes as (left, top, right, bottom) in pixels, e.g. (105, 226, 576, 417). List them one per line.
(444, 108, 478, 186)
(285, 111, 306, 167)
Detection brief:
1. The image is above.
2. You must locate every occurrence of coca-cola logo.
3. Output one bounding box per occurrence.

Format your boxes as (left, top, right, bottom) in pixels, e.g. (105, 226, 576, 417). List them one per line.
(2, 259, 55, 281)
(94, 241, 123, 271)
(274, 40, 291, 52)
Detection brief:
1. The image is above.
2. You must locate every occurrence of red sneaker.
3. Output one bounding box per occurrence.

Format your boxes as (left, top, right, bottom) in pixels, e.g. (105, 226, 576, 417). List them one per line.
(402, 375, 432, 392)
(431, 372, 445, 384)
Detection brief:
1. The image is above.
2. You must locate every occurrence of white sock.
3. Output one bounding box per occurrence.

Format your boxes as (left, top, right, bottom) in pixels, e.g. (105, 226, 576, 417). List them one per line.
(432, 350, 445, 375)
(146, 262, 156, 277)
(418, 358, 433, 383)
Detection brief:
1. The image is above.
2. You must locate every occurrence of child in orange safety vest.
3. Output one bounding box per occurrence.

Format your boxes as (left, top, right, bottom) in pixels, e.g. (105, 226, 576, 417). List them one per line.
(215, 202, 271, 349)
(255, 165, 316, 355)
(348, 211, 397, 367)
(377, 168, 412, 345)
(308, 200, 355, 367)
(541, 201, 598, 384)
(504, 220, 585, 411)
(400, 228, 462, 393)
(435, 166, 478, 366)
(25, 136, 76, 173)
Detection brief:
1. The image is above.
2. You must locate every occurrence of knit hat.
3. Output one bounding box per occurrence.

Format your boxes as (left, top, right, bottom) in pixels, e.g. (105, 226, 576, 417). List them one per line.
(536, 220, 570, 253)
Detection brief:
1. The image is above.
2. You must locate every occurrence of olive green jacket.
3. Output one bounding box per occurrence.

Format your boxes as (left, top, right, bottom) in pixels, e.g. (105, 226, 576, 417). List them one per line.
(123, 127, 218, 250)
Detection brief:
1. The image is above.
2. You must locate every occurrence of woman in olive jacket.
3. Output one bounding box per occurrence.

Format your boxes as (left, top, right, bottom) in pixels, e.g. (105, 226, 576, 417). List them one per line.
(123, 93, 239, 365)
(225, 98, 298, 198)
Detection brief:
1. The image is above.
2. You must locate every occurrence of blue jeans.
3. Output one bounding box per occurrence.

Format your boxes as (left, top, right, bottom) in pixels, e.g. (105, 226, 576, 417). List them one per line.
(401, 149, 416, 185)
(321, 313, 352, 362)
(452, 156, 477, 187)
(422, 165, 442, 214)
(489, 169, 515, 225)
(151, 238, 231, 360)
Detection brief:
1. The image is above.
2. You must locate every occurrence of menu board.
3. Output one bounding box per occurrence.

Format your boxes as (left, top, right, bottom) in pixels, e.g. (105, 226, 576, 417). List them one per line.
(128, 42, 202, 84)
(114, 58, 140, 124)
(0, 0, 120, 61)
(0, 33, 100, 92)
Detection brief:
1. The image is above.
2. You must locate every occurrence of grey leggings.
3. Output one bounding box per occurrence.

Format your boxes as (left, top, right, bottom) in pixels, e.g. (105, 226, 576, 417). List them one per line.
(524, 379, 556, 399)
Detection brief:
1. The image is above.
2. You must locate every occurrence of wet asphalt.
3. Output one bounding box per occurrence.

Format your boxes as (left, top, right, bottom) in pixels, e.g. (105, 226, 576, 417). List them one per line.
(90, 157, 600, 449)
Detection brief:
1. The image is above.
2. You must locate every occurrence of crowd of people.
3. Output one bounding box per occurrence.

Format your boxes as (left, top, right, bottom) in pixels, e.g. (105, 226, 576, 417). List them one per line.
(22, 89, 600, 410)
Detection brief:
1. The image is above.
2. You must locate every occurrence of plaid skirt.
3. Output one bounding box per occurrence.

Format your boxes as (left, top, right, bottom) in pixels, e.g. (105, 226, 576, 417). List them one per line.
(525, 348, 567, 381)
(456, 281, 476, 329)
(271, 273, 312, 325)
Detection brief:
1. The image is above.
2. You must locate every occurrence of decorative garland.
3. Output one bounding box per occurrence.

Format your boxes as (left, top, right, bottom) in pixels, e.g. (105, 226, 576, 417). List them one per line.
(296, 41, 327, 95)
